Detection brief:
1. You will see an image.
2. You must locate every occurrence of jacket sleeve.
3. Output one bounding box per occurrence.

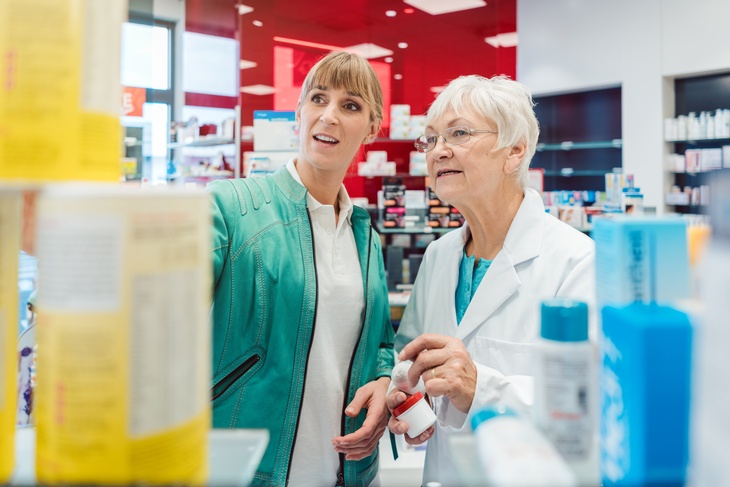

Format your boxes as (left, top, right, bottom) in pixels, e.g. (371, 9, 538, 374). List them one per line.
(374, 228, 395, 379)
(207, 180, 232, 292)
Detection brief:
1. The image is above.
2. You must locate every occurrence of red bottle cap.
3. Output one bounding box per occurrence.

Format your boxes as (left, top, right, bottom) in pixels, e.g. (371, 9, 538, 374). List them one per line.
(393, 391, 424, 417)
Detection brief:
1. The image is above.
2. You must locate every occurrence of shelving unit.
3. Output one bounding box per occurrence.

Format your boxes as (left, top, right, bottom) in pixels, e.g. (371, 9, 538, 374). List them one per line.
(169, 137, 237, 184)
(532, 87, 623, 192)
(665, 72, 730, 214)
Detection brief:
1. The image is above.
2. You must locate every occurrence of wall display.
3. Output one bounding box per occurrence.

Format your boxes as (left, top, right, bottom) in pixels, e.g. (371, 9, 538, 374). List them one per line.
(532, 88, 622, 192)
(665, 72, 730, 214)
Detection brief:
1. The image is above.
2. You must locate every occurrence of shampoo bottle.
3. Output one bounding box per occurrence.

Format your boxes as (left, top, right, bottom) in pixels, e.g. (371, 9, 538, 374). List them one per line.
(534, 299, 599, 486)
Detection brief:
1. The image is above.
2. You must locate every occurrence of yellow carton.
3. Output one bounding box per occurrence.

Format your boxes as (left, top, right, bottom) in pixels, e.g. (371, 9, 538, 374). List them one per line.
(34, 184, 211, 485)
(0, 189, 21, 482)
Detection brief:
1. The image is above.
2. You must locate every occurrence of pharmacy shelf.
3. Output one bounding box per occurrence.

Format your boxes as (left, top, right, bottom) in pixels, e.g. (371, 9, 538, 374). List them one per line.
(169, 137, 235, 149)
(536, 139, 622, 151)
(375, 222, 454, 235)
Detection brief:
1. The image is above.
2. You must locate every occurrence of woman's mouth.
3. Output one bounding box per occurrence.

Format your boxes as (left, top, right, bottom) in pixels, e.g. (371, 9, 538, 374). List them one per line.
(313, 134, 339, 144)
(437, 169, 462, 178)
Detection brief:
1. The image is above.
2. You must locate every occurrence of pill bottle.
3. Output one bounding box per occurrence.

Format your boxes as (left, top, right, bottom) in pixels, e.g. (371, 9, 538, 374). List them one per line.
(392, 391, 436, 438)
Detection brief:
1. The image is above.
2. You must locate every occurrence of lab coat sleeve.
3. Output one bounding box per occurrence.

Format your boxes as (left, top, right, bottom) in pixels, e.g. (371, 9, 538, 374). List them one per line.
(431, 363, 534, 432)
(556, 245, 597, 341)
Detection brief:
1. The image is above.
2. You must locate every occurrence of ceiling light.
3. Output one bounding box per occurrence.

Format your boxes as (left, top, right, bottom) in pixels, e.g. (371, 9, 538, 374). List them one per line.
(240, 84, 276, 95)
(398, 42, 408, 49)
(394, 74, 403, 80)
(342, 43, 393, 59)
(273, 36, 342, 51)
(252, 20, 263, 27)
(239, 59, 257, 70)
(404, 8, 415, 14)
(403, 0, 486, 16)
(430, 86, 446, 93)
(484, 32, 518, 48)
(237, 4, 253, 15)
(384, 57, 394, 63)
(386, 10, 397, 17)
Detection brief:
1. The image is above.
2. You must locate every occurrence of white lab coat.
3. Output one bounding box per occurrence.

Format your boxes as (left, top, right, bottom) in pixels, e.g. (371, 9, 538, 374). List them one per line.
(395, 188, 596, 486)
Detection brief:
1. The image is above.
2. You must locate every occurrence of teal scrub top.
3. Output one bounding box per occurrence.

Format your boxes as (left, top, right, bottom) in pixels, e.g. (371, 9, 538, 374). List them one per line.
(455, 249, 493, 324)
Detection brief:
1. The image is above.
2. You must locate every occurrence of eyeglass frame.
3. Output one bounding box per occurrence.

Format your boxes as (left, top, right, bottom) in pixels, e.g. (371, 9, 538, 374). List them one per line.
(413, 126, 498, 153)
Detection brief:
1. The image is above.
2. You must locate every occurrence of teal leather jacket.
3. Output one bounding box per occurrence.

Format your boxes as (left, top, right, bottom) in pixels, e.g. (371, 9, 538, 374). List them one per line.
(208, 168, 394, 487)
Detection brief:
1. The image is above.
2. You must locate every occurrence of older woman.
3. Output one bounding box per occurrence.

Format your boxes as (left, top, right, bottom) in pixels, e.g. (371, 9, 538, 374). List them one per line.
(209, 52, 393, 487)
(387, 75, 595, 485)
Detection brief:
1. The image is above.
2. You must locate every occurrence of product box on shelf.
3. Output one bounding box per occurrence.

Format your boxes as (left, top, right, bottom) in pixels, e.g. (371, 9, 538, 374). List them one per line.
(592, 216, 690, 311)
(448, 207, 464, 227)
(253, 111, 298, 151)
(383, 206, 406, 228)
(382, 177, 406, 207)
(600, 303, 692, 487)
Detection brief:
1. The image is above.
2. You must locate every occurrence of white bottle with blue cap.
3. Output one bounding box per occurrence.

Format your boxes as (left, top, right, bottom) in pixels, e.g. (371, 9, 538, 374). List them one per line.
(534, 299, 599, 487)
(471, 405, 576, 487)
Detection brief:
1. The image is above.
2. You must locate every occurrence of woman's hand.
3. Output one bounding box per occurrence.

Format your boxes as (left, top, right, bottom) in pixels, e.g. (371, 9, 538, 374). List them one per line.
(386, 387, 434, 445)
(399, 333, 477, 414)
(331, 376, 390, 461)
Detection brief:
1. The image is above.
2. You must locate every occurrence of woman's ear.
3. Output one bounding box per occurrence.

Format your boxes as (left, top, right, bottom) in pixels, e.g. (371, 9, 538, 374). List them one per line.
(364, 121, 380, 144)
(504, 143, 526, 174)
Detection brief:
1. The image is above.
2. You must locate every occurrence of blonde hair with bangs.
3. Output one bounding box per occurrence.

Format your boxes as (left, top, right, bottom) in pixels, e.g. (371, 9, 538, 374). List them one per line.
(426, 75, 540, 189)
(297, 51, 384, 125)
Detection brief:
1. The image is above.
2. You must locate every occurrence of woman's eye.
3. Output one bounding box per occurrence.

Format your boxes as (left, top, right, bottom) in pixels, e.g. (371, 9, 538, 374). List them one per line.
(311, 94, 325, 104)
(344, 101, 360, 111)
(450, 128, 469, 137)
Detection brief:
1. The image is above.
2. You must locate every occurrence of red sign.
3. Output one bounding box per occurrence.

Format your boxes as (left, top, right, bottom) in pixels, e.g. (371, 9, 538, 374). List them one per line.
(122, 86, 146, 117)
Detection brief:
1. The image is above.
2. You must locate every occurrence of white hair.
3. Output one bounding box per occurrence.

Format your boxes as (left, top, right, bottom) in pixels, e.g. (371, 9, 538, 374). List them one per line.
(426, 75, 540, 188)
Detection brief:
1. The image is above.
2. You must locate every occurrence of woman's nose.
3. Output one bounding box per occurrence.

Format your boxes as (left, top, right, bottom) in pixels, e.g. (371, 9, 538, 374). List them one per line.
(320, 103, 338, 125)
(431, 138, 452, 160)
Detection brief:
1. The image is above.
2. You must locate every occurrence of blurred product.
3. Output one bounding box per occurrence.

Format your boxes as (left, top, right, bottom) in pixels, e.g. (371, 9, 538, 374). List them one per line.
(691, 169, 730, 487)
(600, 303, 692, 487)
(534, 300, 599, 486)
(0, 189, 22, 482)
(471, 406, 577, 487)
(34, 184, 211, 486)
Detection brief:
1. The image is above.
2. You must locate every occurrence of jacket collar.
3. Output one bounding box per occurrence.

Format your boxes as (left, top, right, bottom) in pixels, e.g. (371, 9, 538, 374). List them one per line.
(454, 188, 545, 340)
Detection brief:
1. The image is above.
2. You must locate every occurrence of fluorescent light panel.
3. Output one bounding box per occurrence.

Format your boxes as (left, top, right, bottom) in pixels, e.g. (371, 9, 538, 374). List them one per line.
(342, 43, 393, 59)
(485, 32, 518, 48)
(240, 84, 276, 95)
(403, 0, 486, 16)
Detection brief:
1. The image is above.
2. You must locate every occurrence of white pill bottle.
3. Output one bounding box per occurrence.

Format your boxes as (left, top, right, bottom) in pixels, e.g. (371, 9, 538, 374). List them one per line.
(471, 406, 577, 487)
(534, 299, 599, 487)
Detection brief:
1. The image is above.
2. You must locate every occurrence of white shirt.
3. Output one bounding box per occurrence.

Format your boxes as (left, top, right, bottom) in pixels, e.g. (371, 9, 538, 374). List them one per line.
(286, 160, 365, 486)
(396, 188, 596, 486)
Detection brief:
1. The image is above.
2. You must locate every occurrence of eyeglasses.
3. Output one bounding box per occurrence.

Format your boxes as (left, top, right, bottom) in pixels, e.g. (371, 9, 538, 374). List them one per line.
(413, 126, 498, 153)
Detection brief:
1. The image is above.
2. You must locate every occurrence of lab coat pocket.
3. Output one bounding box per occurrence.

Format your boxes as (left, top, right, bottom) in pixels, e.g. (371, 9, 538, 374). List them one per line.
(472, 336, 533, 377)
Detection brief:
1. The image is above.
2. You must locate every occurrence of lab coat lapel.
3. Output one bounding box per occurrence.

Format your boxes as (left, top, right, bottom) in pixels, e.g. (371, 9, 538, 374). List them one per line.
(454, 189, 545, 341)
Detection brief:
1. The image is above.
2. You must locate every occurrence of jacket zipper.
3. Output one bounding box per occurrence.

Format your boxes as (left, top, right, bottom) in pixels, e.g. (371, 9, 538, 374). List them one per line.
(336, 225, 372, 486)
(286, 209, 320, 486)
(211, 354, 260, 401)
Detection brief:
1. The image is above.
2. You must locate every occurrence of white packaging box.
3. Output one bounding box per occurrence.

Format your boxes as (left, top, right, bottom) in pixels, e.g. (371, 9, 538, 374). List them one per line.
(253, 110, 299, 151)
(390, 127, 411, 140)
(391, 116, 410, 128)
(367, 151, 388, 164)
(557, 206, 585, 228)
(700, 148, 723, 172)
(409, 115, 427, 128)
(390, 104, 411, 118)
(722, 146, 730, 168)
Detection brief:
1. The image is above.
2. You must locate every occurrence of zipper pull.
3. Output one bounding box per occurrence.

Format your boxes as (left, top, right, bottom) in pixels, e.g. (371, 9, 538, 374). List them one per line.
(336, 470, 345, 486)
